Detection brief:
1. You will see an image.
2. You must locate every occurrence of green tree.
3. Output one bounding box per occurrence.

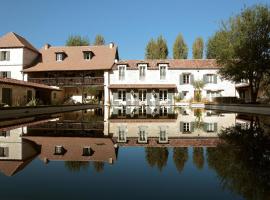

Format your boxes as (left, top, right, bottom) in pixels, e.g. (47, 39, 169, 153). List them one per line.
(93, 162, 105, 172)
(145, 36, 168, 59)
(145, 147, 169, 171)
(210, 5, 270, 102)
(173, 34, 188, 59)
(64, 161, 90, 172)
(145, 38, 157, 59)
(156, 35, 168, 59)
(192, 37, 204, 59)
(66, 35, 90, 46)
(94, 34, 105, 45)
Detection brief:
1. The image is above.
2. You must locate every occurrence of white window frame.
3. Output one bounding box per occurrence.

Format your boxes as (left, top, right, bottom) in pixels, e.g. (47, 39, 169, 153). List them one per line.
(138, 64, 147, 80)
(207, 123, 215, 132)
(118, 65, 126, 80)
(139, 106, 146, 117)
(56, 53, 63, 61)
(118, 129, 127, 143)
(117, 90, 126, 101)
(159, 130, 168, 143)
(183, 74, 190, 84)
(159, 64, 167, 80)
(84, 52, 92, 60)
(0, 51, 9, 61)
(206, 74, 215, 83)
(159, 106, 168, 116)
(159, 89, 168, 101)
(138, 129, 147, 143)
(138, 89, 147, 101)
(183, 122, 190, 132)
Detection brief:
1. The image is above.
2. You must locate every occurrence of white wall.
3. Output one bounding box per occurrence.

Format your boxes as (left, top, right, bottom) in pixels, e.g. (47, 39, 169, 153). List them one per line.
(109, 65, 238, 101)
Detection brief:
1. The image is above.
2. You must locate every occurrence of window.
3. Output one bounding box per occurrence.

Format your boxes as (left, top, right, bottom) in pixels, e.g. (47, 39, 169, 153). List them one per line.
(0, 147, 9, 157)
(84, 52, 93, 60)
(53, 92, 57, 99)
(139, 106, 146, 117)
(0, 131, 10, 137)
(0, 51, 10, 61)
(117, 106, 126, 117)
(118, 129, 126, 142)
(183, 122, 190, 132)
(138, 129, 147, 143)
(118, 66, 125, 80)
(54, 145, 65, 155)
(207, 90, 221, 99)
(139, 89, 147, 101)
(82, 147, 92, 156)
(204, 74, 217, 84)
(160, 66, 166, 80)
(0, 71, 11, 78)
(183, 74, 190, 84)
(159, 90, 168, 101)
(56, 53, 64, 61)
(159, 107, 168, 116)
(139, 65, 146, 80)
(118, 90, 126, 101)
(182, 91, 188, 97)
(159, 130, 167, 143)
(207, 123, 215, 132)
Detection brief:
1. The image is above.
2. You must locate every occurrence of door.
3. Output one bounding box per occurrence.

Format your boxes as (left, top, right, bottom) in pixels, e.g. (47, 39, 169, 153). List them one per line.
(2, 88, 12, 106)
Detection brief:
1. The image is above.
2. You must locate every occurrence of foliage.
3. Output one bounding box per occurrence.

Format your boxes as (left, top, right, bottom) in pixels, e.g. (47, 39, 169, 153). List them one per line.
(193, 147, 204, 169)
(145, 147, 169, 171)
(192, 80, 205, 102)
(194, 109, 204, 129)
(208, 5, 270, 102)
(173, 33, 188, 59)
(173, 93, 183, 102)
(173, 147, 188, 173)
(192, 37, 204, 59)
(66, 35, 90, 46)
(145, 35, 168, 59)
(207, 118, 270, 200)
(94, 34, 105, 45)
(64, 161, 90, 172)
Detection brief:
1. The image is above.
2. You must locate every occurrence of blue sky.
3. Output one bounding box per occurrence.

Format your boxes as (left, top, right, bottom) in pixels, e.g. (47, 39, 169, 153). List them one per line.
(0, 0, 268, 59)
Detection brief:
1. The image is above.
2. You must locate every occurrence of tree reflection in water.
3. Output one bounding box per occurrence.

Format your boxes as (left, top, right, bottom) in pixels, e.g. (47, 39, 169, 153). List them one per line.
(64, 161, 90, 172)
(93, 162, 105, 173)
(207, 118, 270, 200)
(145, 147, 169, 171)
(173, 147, 188, 173)
(193, 147, 204, 170)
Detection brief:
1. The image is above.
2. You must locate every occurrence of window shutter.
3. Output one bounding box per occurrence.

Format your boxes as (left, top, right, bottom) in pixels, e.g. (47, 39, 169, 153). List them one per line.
(180, 122, 184, 132)
(0, 52, 3, 61)
(190, 74, 194, 84)
(191, 122, 195, 132)
(214, 123, 218, 132)
(214, 75, 218, 84)
(203, 74, 207, 83)
(203, 123, 208, 132)
(7, 71, 11, 78)
(179, 74, 183, 85)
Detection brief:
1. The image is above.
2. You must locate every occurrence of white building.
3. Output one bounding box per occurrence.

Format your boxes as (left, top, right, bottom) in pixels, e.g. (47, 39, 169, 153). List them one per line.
(0, 32, 39, 81)
(108, 60, 238, 106)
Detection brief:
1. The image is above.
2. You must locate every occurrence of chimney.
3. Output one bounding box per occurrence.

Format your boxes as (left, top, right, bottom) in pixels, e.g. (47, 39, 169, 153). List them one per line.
(109, 42, 114, 48)
(44, 43, 51, 50)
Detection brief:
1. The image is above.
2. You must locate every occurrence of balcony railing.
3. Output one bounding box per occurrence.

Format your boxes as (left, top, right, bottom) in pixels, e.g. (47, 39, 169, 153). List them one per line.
(28, 77, 104, 86)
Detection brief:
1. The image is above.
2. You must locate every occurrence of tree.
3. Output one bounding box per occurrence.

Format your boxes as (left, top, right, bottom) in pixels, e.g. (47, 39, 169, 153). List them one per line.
(210, 5, 270, 102)
(193, 147, 204, 169)
(145, 38, 157, 59)
(173, 147, 188, 173)
(192, 37, 204, 59)
(173, 34, 188, 59)
(94, 34, 105, 45)
(192, 80, 205, 102)
(66, 35, 90, 46)
(156, 35, 168, 59)
(145, 35, 168, 59)
(145, 147, 169, 171)
(64, 161, 90, 172)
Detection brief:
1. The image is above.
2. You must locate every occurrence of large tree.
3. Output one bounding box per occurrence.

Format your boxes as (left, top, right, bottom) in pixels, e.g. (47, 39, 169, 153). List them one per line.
(192, 37, 204, 59)
(66, 35, 90, 46)
(145, 36, 168, 59)
(210, 5, 270, 102)
(94, 34, 105, 45)
(173, 34, 188, 59)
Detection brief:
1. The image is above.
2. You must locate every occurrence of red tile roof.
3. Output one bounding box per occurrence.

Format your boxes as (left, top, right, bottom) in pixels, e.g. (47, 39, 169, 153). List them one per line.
(0, 32, 39, 53)
(24, 45, 118, 72)
(115, 59, 220, 69)
(0, 78, 60, 90)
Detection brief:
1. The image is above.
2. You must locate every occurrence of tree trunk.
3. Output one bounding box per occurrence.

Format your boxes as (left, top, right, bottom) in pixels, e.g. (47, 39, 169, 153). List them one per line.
(250, 84, 259, 103)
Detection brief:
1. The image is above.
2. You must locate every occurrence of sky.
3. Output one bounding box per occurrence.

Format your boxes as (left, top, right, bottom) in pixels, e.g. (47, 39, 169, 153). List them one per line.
(0, 0, 268, 59)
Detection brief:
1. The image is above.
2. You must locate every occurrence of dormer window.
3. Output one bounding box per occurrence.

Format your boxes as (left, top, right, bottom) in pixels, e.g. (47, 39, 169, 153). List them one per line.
(84, 51, 93, 60)
(159, 64, 167, 80)
(138, 64, 147, 80)
(56, 53, 64, 61)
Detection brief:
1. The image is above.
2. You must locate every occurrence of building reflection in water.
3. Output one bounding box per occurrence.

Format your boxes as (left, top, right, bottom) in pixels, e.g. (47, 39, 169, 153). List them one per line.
(0, 106, 269, 200)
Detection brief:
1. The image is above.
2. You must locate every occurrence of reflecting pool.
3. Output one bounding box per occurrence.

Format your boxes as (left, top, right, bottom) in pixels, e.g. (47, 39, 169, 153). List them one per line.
(0, 106, 269, 200)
